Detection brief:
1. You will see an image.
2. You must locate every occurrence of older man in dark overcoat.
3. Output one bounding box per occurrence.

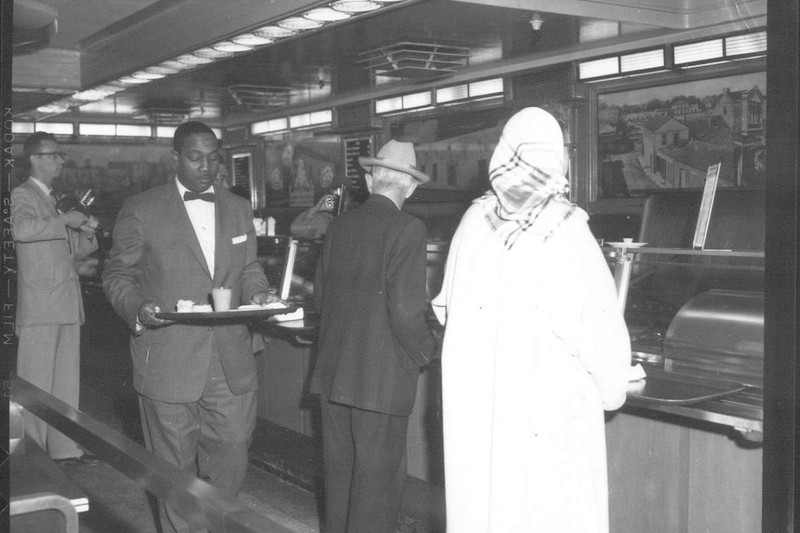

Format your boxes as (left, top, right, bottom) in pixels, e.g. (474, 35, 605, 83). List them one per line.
(311, 140, 437, 533)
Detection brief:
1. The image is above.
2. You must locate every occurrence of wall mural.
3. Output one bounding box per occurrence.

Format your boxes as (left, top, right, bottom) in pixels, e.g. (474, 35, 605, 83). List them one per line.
(11, 140, 176, 229)
(263, 138, 344, 208)
(597, 71, 766, 199)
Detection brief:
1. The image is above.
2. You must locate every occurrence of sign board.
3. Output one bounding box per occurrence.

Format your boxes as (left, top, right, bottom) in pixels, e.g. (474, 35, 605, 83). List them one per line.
(692, 163, 721, 249)
(344, 138, 371, 202)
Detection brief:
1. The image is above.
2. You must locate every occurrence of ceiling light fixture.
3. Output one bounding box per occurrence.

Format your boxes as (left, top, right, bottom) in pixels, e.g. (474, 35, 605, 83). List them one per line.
(232, 33, 274, 46)
(253, 25, 297, 38)
(330, 1, 382, 14)
(277, 17, 322, 30)
(72, 88, 118, 101)
(529, 13, 544, 46)
(21, 0, 416, 121)
(212, 41, 254, 53)
(130, 70, 167, 80)
(173, 53, 214, 65)
(193, 47, 234, 59)
(304, 7, 352, 22)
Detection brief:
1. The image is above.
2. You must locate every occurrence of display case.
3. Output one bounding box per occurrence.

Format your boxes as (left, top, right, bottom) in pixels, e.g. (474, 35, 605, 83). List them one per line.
(604, 188, 765, 439)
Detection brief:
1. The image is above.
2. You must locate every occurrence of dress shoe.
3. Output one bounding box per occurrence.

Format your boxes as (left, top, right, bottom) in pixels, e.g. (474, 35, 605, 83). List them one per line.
(53, 453, 101, 466)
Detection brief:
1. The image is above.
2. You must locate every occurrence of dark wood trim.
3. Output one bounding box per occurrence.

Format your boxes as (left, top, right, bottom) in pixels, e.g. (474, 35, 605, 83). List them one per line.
(763, 1, 798, 531)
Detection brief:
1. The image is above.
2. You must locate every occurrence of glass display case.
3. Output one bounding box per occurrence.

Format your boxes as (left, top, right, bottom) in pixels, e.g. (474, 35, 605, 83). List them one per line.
(602, 188, 765, 440)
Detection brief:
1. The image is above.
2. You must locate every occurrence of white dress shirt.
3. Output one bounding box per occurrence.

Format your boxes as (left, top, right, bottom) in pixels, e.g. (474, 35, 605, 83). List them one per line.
(176, 178, 216, 275)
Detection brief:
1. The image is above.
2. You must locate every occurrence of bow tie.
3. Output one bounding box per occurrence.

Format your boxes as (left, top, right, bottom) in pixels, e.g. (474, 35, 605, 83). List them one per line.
(183, 191, 215, 202)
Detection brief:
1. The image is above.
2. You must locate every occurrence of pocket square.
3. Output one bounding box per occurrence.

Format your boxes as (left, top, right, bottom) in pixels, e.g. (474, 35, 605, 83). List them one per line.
(232, 234, 247, 244)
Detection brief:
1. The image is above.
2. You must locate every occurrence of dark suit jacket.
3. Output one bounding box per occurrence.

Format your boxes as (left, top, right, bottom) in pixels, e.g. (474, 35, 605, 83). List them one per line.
(11, 178, 97, 328)
(102, 181, 269, 403)
(311, 194, 436, 416)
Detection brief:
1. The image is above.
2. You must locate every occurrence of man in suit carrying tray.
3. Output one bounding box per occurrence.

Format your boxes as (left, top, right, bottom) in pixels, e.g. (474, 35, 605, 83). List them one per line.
(103, 121, 276, 533)
(311, 140, 437, 533)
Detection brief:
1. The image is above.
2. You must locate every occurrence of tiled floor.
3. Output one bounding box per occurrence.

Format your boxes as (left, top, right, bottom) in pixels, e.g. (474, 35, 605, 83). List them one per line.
(52, 287, 445, 532)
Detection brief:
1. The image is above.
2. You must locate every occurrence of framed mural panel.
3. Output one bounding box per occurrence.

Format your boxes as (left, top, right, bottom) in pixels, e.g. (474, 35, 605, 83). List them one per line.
(262, 136, 343, 209)
(597, 71, 766, 200)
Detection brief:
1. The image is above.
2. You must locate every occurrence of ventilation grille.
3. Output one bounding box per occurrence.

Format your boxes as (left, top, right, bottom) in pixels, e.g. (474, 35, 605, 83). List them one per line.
(132, 107, 191, 125)
(511, 67, 572, 104)
(225, 84, 292, 112)
(358, 42, 469, 80)
(224, 126, 249, 146)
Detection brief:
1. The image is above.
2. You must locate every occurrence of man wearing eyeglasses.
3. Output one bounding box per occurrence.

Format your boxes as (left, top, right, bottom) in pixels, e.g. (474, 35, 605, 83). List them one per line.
(11, 131, 99, 462)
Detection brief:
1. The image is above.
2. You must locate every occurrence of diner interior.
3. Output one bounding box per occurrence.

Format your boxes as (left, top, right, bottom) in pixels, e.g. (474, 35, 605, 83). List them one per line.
(3, 0, 798, 532)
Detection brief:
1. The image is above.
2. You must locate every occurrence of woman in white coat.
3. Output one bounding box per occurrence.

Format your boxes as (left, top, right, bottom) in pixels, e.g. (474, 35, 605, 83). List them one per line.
(432, 107, 630, 533)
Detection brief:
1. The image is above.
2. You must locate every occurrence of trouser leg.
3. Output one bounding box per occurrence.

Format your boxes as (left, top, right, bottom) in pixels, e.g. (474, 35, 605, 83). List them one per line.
(139, 395, 205, 533)
(137, 351, 255, 533)
(347, 407, 409, 533)
(320, 399, 354, 533)
(16, 324, 82, 460)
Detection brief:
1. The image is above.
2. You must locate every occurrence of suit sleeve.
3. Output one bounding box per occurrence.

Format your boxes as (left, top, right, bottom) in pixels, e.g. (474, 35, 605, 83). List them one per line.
(10, 188, 69, 243)
(575, 231, 631, 411)
(102, 201, 147, 331)
(70, 228, 99, 259)
(386, 219, 436, 367)
(240, 208, 270, 301)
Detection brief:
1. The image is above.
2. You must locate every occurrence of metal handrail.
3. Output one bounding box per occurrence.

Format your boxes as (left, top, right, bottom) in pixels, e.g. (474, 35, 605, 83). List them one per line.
(10, 492, 79, 533)
(10, 375, 297, 533)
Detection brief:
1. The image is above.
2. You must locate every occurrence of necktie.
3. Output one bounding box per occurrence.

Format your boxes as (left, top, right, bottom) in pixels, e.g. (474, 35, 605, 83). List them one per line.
(183, 191, 215, 202)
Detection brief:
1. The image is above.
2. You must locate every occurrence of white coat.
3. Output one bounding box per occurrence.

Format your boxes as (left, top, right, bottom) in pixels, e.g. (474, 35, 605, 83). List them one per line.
(432, 204, 630, 533)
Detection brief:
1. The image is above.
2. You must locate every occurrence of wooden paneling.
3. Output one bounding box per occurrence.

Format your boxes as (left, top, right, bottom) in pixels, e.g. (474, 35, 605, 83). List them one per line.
(255, 335, 315, 437)
(606, 410, 762, 533)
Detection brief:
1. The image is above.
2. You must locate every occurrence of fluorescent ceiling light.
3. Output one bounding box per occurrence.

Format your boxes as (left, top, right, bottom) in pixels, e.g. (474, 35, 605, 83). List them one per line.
(578, 57, 619, 79)
(35, 123, 73, 134)
(330, 1, 381, 13)
(73, 88, 117, 101)
(726, 31, 766, 56)
(158, 59, 195, 71)
(193, 47, 234, 59)
(436, 84, 468, 103)
(212, 41, 253, 53)
(233, 33, 274, 46)
(278, 17, 322, 30)
(118, 75, 154, 84)
(79, 123, 116, 136)
(305, 7, 351, 21)
(674, 39, 723, 64)
(130, 70, 167, 80)
(620, 49, 663, 72)
(116, 124, 152, 137)
(469, 78, 503, 97)
(174, 53, 214, 65)
(254, 25, 297, 38)
(145, 65, 180, 75)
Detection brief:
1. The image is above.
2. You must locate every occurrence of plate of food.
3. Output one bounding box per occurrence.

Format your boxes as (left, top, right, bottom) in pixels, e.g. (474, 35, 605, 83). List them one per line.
(156, 300, 298, 321)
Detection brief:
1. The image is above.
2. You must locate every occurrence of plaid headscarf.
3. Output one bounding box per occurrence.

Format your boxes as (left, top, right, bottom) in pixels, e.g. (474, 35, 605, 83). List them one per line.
(477, 107, 585, 250)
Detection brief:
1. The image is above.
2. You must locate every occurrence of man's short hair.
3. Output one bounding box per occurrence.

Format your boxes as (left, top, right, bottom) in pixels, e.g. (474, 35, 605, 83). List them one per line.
(23, 132, 58, 161)
(173, 122, 217, 152)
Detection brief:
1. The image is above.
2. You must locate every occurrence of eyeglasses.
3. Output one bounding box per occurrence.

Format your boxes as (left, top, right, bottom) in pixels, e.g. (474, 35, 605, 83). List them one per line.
(32, 152, 67, 160)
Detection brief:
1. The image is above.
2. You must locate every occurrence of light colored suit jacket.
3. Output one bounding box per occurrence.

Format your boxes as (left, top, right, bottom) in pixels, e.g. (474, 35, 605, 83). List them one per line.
(11, 178, 98, 328)
(102, 182, 269, 403)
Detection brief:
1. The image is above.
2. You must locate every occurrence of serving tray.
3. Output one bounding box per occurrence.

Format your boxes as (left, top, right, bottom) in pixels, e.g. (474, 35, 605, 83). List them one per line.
(156, 306, 298, 321)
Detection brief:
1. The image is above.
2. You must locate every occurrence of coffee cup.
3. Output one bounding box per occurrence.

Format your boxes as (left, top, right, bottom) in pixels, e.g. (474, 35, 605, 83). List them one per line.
(211, 287, 232, 311)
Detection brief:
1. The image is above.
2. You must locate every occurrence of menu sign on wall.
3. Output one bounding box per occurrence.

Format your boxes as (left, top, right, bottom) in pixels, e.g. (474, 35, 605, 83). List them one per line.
(345, 138, 371, 202)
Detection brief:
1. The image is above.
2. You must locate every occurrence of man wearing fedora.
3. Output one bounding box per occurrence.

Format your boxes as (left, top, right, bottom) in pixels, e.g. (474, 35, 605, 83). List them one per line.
(311, 140, 437, 533)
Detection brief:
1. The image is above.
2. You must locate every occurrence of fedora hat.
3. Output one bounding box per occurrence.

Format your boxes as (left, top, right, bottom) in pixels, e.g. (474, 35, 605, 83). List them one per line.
(359, 140, 430, 184)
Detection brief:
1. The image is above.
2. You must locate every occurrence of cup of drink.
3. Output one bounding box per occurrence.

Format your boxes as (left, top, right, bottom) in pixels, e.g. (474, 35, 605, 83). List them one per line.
(211, 287, 232, 311)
